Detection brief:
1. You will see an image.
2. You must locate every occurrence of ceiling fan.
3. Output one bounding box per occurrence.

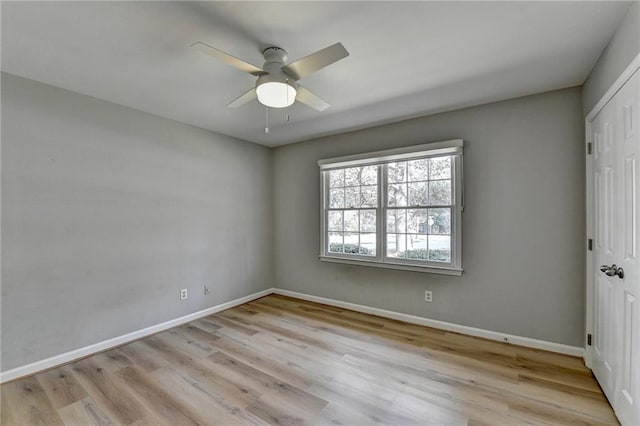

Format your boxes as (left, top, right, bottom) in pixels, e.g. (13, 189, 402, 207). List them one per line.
(192, 41, 349, 111)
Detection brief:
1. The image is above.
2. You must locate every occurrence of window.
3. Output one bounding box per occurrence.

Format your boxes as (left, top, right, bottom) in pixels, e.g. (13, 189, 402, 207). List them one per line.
(319, 139, 463, 275)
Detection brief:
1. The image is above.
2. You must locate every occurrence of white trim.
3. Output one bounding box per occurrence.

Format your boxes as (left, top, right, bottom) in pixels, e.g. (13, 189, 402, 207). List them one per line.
(318, 139, 463, 170)
(585, 118, 594, 369)
(273, 288, 584, 357)
(586, 52, 640, 122)
(584, 54, 640, 370)
(1, 285, 585, 383)
(319, 140, 464, 274)
(319, 255, 463, 276)
(0, 288, 274, 383)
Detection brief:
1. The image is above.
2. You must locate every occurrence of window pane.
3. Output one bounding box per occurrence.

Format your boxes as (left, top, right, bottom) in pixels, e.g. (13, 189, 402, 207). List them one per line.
(386, 233, 406, 258)
(386, 209, 406, 233)
(344, 210, 359, 232)
(428, 208, 450, 234)
(360, 210, 376, 232)
(361, 185, 377, 207)
(429, 180, 451, 205)
(328, 232, 344, 253)
(388, 183, 407, 207)
(428, 235, 451, 262)
(429, 157, 451, 179)
(345, 167, 360, 186)
(330, 188, 344, 208)
(387, 162, 406, 183)
(361, 166, 377, 185)
(343, 232, 360, 253)
(408, 181, 428, 206)
(406, 234, 427, 259)
(345, 187, 359, 208)
(360, 233, 376, 256)
(407, 208, 428, 233)
(328, 211, 343, 231)
(329, 169, 345, 188)
(408, 159, 429, 181)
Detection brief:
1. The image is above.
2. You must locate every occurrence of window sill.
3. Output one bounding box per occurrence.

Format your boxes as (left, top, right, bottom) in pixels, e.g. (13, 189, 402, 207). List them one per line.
(318, 255, 463, 276)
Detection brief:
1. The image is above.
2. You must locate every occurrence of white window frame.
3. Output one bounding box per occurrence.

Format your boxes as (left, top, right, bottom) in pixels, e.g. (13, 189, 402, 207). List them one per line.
(319, 139, 463, 276)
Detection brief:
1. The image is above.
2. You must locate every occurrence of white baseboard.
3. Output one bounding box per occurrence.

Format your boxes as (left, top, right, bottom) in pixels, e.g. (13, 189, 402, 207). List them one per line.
(273, 288, 585, 358)
(0, 288, 274, 383)
(1, 286, 584, 383)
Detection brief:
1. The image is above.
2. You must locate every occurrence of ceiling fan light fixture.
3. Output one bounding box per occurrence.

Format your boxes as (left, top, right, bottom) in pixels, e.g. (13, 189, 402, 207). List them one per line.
(256, 81, 297, 108)
(193, 42, 348, 111)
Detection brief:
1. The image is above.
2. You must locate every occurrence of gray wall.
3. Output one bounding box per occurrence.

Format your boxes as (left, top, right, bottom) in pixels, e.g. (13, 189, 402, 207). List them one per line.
(273, 87, 585, 346)
(1, 73, 273, 371)
(583, 2, 640, 115)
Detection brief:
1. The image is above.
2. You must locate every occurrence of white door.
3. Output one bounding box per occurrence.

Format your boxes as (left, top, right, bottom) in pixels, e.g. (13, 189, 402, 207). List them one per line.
(592, 68, 640, 426)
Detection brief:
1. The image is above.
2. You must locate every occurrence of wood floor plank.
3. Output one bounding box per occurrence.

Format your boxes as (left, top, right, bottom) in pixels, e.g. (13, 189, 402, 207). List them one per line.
(209, 351, 328, 415)
(91, 350, 133, 374)
(114, 340, 169, 373)
(210, 335, 320, 390)
(70, 358, 146, 425)
(213, 327, 488, 425)
(317, 401, 386, 425)
(162, 348, 264, 409)
(514, 346, 589, 371)
(150, 366, 268, 425)
(113, 366, 199, 426)
(56, 397, 114, 426)
(515, 355, 602, 392)
(155, 328, 215, 358)
(205, 314, 259, 336)
(141, 334, 195, 367)
(0, 399, 17, 426)
(340, 351, 509, 414)
(178, 323, 222, 347)
(1, 376, 64, 425)
(210, 336, 423, 425)
(2, 294, 618, 425)
(36, 366, 89, 409)
(190, 317, 222, 333)
(508, 396, 618, 426)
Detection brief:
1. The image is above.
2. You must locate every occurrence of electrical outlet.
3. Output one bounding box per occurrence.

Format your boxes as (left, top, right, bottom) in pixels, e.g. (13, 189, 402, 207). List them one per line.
(424, 290, 433, 302)
(180, 288, 188, 300)
(204, 285, 211, 295)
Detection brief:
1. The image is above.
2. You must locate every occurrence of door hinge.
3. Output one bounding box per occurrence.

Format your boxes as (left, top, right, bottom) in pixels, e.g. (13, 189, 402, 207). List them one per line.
(587, 142, 592, 155)
(588, 239, 593, 251)
(587, 333, 592, 346)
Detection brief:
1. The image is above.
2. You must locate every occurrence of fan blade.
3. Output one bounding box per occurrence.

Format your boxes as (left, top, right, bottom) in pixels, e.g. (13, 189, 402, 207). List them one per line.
(226, 88, 257, 108)
(282, 42, 349, 81)
(296, 86, 330, 111)
(191, 42, 266, 76)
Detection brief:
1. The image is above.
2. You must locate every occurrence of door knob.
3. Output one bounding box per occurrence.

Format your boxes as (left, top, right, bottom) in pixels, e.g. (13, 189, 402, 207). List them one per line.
(600, 264, 625, 279)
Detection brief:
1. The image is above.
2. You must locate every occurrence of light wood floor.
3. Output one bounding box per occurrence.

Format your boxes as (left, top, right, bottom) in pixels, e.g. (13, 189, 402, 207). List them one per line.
(1, 294, 618, 425)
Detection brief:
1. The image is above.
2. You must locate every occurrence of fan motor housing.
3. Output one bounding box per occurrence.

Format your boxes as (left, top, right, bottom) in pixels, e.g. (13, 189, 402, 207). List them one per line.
(257, 46, 296, 89)
(262, 46, 288, 64)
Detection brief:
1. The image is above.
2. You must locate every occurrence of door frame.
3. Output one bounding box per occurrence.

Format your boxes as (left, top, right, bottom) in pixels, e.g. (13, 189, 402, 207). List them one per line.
(585, 52, 640, 369)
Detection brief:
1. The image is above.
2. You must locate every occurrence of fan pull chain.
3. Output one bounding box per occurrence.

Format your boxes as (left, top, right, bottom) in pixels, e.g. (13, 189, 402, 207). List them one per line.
(286, 78, 291, 107)
(265, 107, 269, 134)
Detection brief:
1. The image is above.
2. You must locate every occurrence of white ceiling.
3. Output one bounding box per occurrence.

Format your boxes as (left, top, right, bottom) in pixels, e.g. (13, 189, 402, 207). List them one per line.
(1, 1, 631, 147)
